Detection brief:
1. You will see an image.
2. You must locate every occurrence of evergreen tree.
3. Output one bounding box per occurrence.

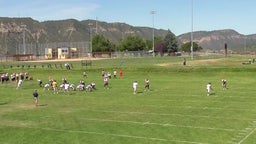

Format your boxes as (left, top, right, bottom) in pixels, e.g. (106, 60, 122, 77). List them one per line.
(163, 30, 178, 53)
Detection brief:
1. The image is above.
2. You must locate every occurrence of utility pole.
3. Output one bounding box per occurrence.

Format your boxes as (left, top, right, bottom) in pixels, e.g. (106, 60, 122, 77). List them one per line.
(88, 23, 93, 57)
(244, 36, 247, 54)
(190, 0, 194, 60)
(21, 24, 26, 55)
(95, 17, 98, 34)
(121, 23, 124, 40)
(151, 10, 156, 57)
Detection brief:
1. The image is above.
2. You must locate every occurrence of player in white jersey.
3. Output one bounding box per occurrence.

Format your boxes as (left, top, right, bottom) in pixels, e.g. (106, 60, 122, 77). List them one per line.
(133, 81, 138, 94)
(206, 82, 212, 96)
(16, 79, 23, 89)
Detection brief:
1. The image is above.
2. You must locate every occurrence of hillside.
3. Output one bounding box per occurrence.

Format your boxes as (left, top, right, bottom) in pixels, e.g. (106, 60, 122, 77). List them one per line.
(178, 30, 255, 51)
(0, 17, 255, 55)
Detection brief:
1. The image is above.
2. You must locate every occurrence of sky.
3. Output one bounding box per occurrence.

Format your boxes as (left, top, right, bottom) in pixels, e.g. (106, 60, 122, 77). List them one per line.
(0, 0, 256, 36)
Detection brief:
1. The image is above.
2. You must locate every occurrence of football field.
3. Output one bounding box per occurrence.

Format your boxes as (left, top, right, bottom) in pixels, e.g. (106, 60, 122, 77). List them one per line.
(1, 57, 256, 144)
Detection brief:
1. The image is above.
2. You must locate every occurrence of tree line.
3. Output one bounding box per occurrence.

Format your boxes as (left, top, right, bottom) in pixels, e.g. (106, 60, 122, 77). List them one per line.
(92, 29, 202, 55)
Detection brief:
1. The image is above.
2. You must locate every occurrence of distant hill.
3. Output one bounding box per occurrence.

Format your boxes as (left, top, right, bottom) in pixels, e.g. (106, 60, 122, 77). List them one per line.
(178, 30, 255, 52)
(0, 17, 255, 55)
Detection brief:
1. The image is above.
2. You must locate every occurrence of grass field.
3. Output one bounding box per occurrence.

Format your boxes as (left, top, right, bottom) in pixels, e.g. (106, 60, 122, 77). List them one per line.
(1, 56, 256, 144)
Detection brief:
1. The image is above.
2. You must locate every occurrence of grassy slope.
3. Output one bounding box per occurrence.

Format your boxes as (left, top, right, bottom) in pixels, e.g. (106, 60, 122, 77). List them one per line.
(1, 56, 256, 144)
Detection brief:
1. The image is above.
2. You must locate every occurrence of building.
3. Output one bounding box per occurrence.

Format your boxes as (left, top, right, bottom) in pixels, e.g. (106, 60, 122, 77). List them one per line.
(45, 47, 78, 59)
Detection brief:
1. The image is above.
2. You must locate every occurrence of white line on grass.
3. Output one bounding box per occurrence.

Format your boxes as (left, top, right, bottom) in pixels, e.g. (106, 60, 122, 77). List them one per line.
(79, 93, 256, 104)
(238, 127, 256, 144)
(162, 99, 256, 105)
(39, 127, 209, 144)
(83, 102, 256, 117)
(138, 96, 256, 105)
(223, 95, 256, 99)
(78, 117, 235, 132)
(88, 109, 256, 121)
(143, 104, 256, 113)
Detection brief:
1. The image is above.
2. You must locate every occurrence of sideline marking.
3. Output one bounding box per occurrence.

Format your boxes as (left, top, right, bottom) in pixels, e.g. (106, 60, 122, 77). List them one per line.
(142, 104, 256, 112)
(86, 109, 256, 121)
(80, 102, 256, 119)
(39, 127, 209, 144)
(78, 117, 235, 132)
(238, 127, 256, 144)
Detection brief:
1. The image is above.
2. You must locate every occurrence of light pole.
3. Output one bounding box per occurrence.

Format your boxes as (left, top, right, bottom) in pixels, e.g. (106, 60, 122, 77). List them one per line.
(244, 36, 247, 54)
(190, 0, 194, 60)
(88, 23, 93, 57)
(1, 23, 8, 56)
(151, 11, 156, 57)
(121, 23, 124, 40)
(4, 32, 7, 56)
(21, 24, 26, 55)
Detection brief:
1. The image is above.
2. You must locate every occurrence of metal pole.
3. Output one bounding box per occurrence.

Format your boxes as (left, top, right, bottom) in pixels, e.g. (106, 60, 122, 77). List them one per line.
(121, 23, 124, 40)
(90, 27, 92, 54)
(5, 33, 7, 56)
(244, 36, 247, 53)
(190, 0, 194, 60)
(95, 17, 98, 34)
(151, 11, 156, 57)
(88, 23, 93, 57)
(21, 24, 26, 55)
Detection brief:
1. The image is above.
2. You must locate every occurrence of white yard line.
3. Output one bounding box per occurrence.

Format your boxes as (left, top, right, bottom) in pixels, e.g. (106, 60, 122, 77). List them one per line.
(39, 127, 209, 144)
(87, 101, 256, 112)
(78, 117, 235, 132)
(80, 101, 256, 120)
(162, 99, 256, 105)
(142, 104, 256, 112)
(238, 127, 256, 144)
(87, 109, 256, 121)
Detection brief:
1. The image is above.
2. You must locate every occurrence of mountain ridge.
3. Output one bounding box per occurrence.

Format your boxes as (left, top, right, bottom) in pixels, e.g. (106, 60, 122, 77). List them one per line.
(0, 17, 255, 55)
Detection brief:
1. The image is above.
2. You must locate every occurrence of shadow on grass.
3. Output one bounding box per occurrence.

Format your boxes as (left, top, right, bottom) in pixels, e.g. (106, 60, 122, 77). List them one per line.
(38, 104, 48, 107)
(136, 91, 151, 94)
(209, 92, 216, 96)
(0, 102, 9, 105)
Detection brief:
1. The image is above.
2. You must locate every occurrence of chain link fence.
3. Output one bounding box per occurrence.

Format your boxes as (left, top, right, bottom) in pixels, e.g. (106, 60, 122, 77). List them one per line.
(0, 41, 91, 62)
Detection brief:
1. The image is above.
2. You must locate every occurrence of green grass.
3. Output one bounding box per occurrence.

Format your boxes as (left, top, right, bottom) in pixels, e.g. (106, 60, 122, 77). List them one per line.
(1, 56, 256, 144)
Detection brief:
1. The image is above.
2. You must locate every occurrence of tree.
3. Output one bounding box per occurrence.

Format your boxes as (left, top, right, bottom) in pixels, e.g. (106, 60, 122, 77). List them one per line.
(119, 35, 146, 51)
(163, 30, 178, 53)
(145, 36, 163, 52)
(180, 42, 203, 52)
(92, 34, 115, 52)
(153, 37, 167, 56)
(155, 42, 167, 56)
(144, 39, 152, 51)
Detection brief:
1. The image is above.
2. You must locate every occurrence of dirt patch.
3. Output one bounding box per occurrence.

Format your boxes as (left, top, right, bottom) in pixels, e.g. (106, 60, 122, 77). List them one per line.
(157, 58, 241, 67)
